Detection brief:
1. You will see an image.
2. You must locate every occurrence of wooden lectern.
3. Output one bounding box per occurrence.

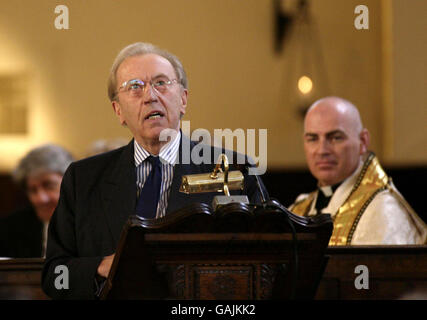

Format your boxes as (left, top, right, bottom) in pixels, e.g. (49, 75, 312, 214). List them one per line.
(100, 202, 332, 300)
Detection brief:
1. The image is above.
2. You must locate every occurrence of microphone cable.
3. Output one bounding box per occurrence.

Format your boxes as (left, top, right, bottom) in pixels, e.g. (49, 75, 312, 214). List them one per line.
(250, 166, 299, 299)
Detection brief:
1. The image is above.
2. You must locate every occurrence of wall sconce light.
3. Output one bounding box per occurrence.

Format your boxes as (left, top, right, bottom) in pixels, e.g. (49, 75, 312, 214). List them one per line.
(275, 0, 330, 118)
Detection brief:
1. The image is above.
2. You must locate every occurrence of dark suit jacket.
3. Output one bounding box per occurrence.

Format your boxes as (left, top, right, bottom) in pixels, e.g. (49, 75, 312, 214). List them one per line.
(0, 206, 43, 258)
(42, 135, 268, 299)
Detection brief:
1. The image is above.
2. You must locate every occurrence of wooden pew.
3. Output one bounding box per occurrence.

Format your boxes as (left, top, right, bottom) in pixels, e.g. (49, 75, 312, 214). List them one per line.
(316, 245, 427, 299)
(0, 258, 48, 299)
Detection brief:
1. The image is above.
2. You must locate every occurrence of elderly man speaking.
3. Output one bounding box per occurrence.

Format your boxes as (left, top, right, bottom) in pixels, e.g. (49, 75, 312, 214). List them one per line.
(289, 96, 426, 246)
(42, 42, 267, 299)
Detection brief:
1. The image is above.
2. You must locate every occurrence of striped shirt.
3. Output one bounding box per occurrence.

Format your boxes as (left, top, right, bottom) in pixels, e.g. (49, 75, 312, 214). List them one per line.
(134, 131, 181, 218)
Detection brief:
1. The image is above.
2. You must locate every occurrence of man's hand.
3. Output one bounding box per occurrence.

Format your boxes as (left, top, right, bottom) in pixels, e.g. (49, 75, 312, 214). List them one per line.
(97, 253, 115, 278)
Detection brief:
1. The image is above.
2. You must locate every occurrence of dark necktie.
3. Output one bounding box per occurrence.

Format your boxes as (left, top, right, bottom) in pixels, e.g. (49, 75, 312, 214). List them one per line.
(136, 156, 162, 219)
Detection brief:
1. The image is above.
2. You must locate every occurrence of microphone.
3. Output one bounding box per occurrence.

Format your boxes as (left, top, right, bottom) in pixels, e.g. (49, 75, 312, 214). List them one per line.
(237, 162, 269, 205)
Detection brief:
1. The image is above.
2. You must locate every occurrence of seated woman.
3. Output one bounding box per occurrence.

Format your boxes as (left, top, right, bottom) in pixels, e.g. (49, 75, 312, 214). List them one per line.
(0, 144, 73, 258)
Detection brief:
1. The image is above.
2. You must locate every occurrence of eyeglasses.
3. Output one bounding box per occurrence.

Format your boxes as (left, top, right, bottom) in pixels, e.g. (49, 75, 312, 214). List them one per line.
(115, 78, 179, 99)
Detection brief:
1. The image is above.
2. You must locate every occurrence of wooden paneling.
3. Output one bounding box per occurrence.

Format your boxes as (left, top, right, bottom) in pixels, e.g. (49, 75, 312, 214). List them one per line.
(0, 258, 48, 300)
(1, 246, 426, 300)
(316, 246, 427, 299)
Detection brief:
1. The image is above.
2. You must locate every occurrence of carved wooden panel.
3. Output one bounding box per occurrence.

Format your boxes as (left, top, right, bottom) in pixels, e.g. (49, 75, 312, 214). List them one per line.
(259, 264, 280, 299)
(192, 264, 253, 299)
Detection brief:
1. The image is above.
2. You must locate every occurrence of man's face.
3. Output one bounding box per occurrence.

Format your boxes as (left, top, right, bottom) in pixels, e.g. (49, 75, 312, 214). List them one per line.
(26, 172, 62, 222)
(303, 105, 368, 186)
(112, 54, 187, 148)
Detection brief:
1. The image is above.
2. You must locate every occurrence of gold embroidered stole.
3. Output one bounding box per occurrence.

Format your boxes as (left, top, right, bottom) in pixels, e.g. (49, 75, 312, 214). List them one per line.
(289, 192, 315, 216)
(290, 152, 389, 245)
(329, 152, 389, 245)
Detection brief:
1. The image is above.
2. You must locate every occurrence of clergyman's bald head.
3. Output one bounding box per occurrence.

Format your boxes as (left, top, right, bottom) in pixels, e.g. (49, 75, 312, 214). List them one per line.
(305, 96, 364, 135)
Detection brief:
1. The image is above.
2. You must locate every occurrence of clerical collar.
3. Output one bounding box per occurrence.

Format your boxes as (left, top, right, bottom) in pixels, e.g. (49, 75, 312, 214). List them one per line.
(315, 182, 341, 213)
(318, 183, 341, 197)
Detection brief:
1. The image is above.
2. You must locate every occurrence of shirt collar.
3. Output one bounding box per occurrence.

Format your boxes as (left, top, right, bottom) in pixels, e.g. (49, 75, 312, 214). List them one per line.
(319, 183, 341, 197)
(134, 130, 181, 167)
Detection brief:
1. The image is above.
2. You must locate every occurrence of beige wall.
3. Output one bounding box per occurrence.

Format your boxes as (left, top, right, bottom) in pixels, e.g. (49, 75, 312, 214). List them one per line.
(0, 0, 425, 172)
(387, 0, 427, 165)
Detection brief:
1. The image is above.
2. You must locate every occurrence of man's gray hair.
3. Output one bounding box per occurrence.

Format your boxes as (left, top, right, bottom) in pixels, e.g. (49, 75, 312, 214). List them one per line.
(107, 42, 188, 102)
(12, 144, 74, 187)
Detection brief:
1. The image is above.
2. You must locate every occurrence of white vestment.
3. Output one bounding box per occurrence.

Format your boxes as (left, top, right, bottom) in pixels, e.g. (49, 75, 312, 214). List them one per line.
(291, 158, 427, 245)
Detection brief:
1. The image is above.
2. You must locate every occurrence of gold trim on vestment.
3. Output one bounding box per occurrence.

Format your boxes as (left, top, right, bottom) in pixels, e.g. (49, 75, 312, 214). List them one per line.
(288, 192, 315, 216)
(330, 152, 389, 245)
